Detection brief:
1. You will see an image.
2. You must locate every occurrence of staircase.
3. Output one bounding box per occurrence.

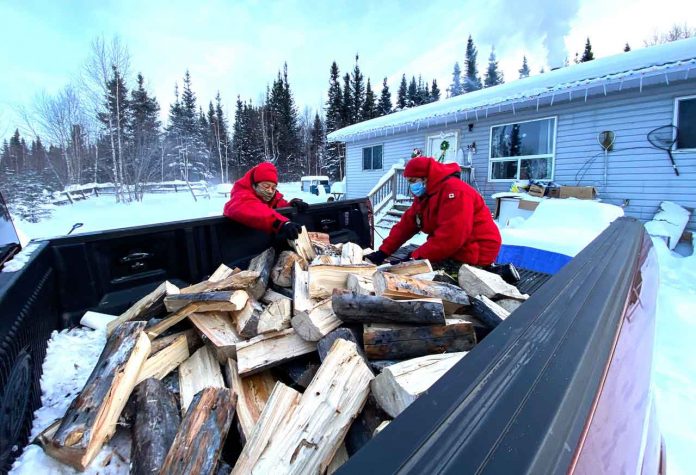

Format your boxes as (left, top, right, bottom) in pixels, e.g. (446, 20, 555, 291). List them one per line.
(368, 164, 474, 232)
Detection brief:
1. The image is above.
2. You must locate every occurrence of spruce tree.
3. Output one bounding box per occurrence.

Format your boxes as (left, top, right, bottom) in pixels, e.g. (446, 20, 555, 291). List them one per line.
(309, 113, 325, 176)
(325, 61, 344, 181)
(351, 55, 365, 123)
(129, 73, 161, 194)
(484, 47, 504, 87)
(341, 72, 353, 126)
(449, 62, 464, 97)
(464, 35, 482, 92)
(581, 38, 595, 62)
(407, 76, 418, 107)
(377, 77, 392, 116)
(361, 78, 377, 121)
(624, 43, 631, 52)
(430, 79, 441, 101)
(396, 74, 408, 110)
(518, 56, 530, 78)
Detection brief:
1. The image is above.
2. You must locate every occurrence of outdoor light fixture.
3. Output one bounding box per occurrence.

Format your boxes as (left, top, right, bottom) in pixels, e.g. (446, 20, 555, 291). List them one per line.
(468, 123, 474, 132)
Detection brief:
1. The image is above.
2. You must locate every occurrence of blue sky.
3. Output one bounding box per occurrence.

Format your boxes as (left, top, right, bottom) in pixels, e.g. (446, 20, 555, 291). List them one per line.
(1, 0, 694, 137)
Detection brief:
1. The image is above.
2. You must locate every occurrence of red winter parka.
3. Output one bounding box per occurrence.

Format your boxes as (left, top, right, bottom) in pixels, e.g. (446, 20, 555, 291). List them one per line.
(223, 163, 291, 234)
(380, 158, 502, 266)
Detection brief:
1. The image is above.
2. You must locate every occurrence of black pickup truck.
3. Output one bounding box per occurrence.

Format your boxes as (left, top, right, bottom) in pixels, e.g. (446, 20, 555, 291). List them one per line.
(0, 196, 664, 474)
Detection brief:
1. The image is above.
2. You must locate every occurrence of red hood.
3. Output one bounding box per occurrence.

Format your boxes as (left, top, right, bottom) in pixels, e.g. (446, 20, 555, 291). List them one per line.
(231, 163, 285, 206)
(425, 161, 461, 191)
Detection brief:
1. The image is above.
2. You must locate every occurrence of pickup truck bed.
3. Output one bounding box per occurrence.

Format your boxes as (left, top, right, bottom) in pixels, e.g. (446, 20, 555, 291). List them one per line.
(0, 199, 662, 474)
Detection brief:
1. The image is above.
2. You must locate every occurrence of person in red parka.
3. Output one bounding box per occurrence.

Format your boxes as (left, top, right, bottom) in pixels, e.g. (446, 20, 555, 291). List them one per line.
(223, 162, 308, 240)
(365, 156, 502, 266)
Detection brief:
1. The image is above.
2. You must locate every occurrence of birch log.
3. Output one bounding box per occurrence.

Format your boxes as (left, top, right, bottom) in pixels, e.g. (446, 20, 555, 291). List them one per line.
(373, 271, 470, 313)
(291, 298, 342, 342)
(107, 281, 179, 335)
(331, 289, 446, 325)
(236, 328, 317, 376)
(178, 345, 225, 414)
(457, 264, 528, 300)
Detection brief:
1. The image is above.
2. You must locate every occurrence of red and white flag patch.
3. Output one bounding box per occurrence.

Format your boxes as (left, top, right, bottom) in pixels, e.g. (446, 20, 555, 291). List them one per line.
(448, 193, 455, 199)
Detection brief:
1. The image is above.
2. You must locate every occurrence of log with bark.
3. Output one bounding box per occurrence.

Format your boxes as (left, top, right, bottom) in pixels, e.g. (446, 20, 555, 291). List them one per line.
(159, 387, 237, 475)
(224, 359, 277, 444)
(164, 290, 249, 312)
(371, 352, 467, 418)
(179, 264, 239, 294)
(291, 298, 342, 342)
(345, 394, 390, 456)
(136, 334, 189, 384)
(340, 242, 363, 264)
(316, 327, 363, 362)
(149, 328, 202, 355)
(346, 273, 374, 295)
(470, 294, 511, 329)
(145, 302, 206, 339)
(234, 299, 265, 339)
(236, 328, 317, 376)
(38, 322, 151, 470)
(188, 311, 242, 362)
(248, 247, 276, 300)
(331, 289, 446, 325)
(381, 259, 433, 276)
(457, 264, 529, 301)
(130, 378, 181, 475)
(250, 339, 374, 474)
(362, 321, 476, 360)
(271, 250, 306, 288)
(275, 356, 321, 391)
(308, 263, 377, 299)
(107, 281, 179, 335)
(230, 382, 301, 475)
(178, 345, 226, 413)
(186, 270, 261, 293)
(289, 226, 317, 262)
(373, 271, 470, 313)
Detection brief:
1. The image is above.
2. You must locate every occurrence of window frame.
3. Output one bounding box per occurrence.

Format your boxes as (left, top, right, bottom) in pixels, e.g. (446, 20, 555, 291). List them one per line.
(487, 116, 558, 182)
(673, 95, 696, 152)
(426, 130, 459, 160)
(362, 144, 384, 171)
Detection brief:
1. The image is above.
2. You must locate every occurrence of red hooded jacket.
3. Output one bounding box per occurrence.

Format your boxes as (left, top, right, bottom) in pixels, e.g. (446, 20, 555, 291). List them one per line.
(380, 158, 502, 266)
(223, 163, 291, 234)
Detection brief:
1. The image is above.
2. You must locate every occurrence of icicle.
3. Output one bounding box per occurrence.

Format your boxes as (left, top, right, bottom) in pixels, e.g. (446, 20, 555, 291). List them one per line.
(512, 103, 516, 114)
(475, 110, 478, 120)
(619, 78, 624, 91)
(465, 111, 468, 120)
(685, 67, 692, 80)
(664, 73, 669, 86)
(639, 75, 643, 93)
(550, 93, 555, 107)
(485, 108, 489, 118)
(584, 88, 588, 102)
(603, 84, 607, 96)
(536, 98, 540, 111)
(569, 91, 572, 102)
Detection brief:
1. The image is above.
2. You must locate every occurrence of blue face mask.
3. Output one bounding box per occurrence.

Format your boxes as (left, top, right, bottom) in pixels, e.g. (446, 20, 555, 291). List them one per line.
(410, 181, 426, 197)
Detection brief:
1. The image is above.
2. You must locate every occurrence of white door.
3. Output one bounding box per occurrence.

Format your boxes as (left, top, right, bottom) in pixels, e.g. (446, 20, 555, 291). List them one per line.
(426, 131, 459, 163)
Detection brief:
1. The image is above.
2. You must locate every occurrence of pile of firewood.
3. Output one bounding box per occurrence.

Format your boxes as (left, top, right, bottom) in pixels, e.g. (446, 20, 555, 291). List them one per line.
(34, 227, 529, 474)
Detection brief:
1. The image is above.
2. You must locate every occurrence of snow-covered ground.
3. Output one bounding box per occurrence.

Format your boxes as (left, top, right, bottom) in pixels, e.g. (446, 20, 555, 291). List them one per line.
(6, 191, 695, 474)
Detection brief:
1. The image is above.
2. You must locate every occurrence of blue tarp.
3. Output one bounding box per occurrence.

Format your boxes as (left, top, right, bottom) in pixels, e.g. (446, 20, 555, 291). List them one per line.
(496, 244, 572, 275)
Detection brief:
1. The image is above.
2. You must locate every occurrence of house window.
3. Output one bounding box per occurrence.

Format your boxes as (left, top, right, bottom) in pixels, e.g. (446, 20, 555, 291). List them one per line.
(675, 96, 696, 150)
(362, 145, 383, 170)
(489, 117, 556, 181)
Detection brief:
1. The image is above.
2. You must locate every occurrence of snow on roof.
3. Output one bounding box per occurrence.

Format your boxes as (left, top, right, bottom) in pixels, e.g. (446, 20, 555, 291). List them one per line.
(328, 38, 696, 143)
(301, 176, 330, 181)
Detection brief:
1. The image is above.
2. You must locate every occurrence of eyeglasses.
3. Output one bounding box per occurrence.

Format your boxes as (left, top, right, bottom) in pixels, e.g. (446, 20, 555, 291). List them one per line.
(256, 182, 277, 192)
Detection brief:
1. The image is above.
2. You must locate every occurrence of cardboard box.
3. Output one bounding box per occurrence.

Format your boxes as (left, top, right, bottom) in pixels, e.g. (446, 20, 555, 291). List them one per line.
(559, 186, 597, 200)
(528, 185, 545, 198)
(518, 200, 540, 211)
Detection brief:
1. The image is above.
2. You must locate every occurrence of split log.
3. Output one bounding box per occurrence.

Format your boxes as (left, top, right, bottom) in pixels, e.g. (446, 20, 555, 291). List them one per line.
(291, 298, 342, 342)
(224, 359, 277, 443)
(317, 327, 362, 362)
(130, 378, 181, 475)
(257, 299, 292, 334)
(307, 231, 330, 247)
(271, 250, 305, 288)
(371, 352, 467, 418)
(363, 321, 476, 360)
(248, 247, 276, 300)
(332, 289, 446, 325)
(470, 295, 511, 329)
(236, 328, 317, 376)
(381, 259, 433, 276)
(292, 261, 312, 315)
(448, 315, 491, 342)
(38, 322, 150, 470)
(136, 334, 189, 384)
(346, 273, 374, 295)
(261, 288, 292, 305)
(251, 339, 374, 474)
(345, 394, 390, 455)
(373, 271, 470, 314)
(327, 444, 349, 475)
(178, 345, 225, 414)
(107, 281, 179, 335)
(340, 242, 363, 264)
(288, 226, 317, 262)
(457, 264, 529, 301)
(164, 290, 249, 312)
(145, 302, 207, 339)
(188, 270, 261, 293)
(234, 299, 265, 338)
(308, 263, 377, 299)
(188, 311, 242, 362)
(230, 382, 301, 475)
(150, 328, 202, 355)
(311, 255, 341, 265)
(80, 311, 117, 330)
(180, 264, 239, 294)
(368, 360, 403, 373)
(159, 387, 236, 475)
(496, 298, 524, 314)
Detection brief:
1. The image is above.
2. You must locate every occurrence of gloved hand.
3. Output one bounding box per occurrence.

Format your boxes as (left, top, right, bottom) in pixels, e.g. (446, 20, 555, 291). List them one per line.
(277, 221, 303, 240)
(364, 250, 388, 265)
(290, 198, 309, 212)
(388, 252, 413, 265)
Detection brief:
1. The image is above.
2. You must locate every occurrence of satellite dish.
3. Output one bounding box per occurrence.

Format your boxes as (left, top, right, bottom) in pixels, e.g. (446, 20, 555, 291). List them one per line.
(598, 130, 615, 151)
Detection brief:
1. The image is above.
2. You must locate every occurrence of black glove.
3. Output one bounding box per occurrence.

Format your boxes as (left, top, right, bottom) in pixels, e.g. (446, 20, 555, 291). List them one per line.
(388, 252, 413, 265)
(290, 198, 309, 212)
(278, 221, 303, 240)
(364, 250, 388, 265)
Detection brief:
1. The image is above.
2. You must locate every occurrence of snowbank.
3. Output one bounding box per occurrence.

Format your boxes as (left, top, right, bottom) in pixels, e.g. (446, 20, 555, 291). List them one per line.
(499, 199, 624, 257)
(644, 201, 691, 250)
